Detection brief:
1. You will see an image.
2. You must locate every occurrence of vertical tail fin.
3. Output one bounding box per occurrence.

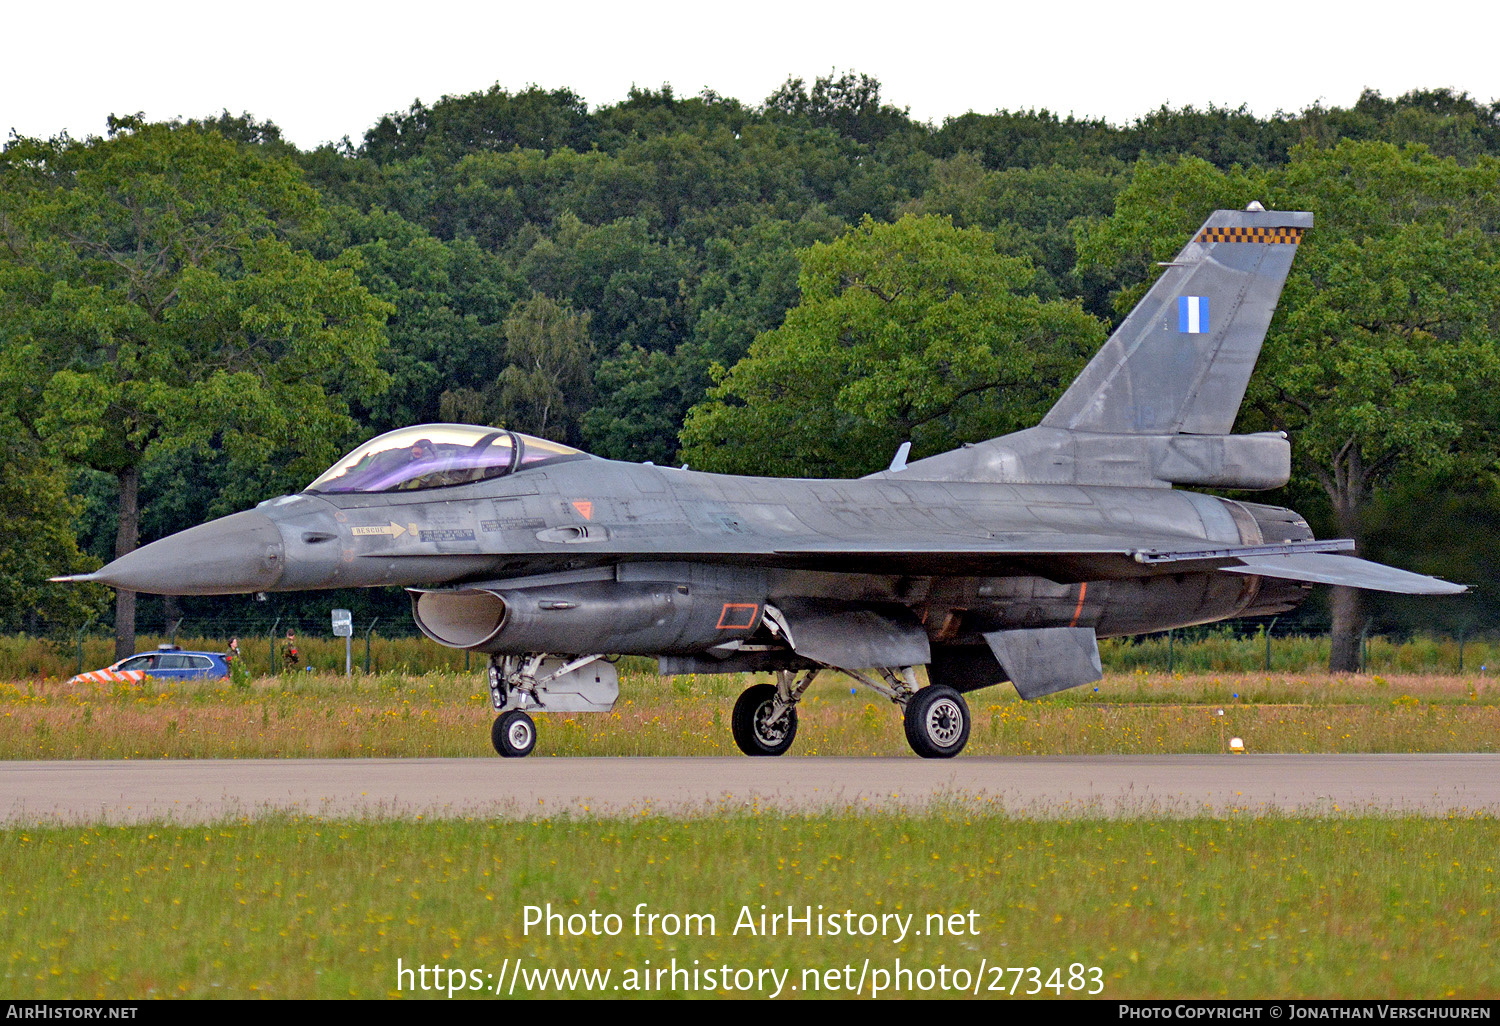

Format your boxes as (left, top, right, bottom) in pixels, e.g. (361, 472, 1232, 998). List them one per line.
(1042, 207, 1312, 435)
(885, 207, 1312, 489)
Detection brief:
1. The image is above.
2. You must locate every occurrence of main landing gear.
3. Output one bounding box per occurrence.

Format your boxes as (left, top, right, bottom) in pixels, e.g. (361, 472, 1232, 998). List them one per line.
(729, 667, 971, 759)
(902, 684, 970, 759)
(731, 673, 816, 756)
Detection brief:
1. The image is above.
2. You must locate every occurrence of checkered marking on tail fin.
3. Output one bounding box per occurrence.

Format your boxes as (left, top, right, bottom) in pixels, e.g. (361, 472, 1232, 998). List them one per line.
(1196, 226, 1304, 244)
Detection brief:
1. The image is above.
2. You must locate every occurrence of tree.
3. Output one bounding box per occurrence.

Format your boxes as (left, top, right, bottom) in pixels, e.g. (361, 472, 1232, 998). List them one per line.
(899, 153, 1123, 309)
(1078, 143, 1500, 670)
(361, 85, 595, 164)
(764, 71, 918, 146)
(0, 403, 108, 634)
(495, 294, 594, 443)
(320, 206, 519, 434)
(680, 215, 1103, 477)
(0, 119, 391, 658)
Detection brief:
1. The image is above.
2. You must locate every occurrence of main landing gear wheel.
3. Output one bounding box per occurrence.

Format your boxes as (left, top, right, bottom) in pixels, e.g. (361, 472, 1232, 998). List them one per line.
(903, 685, 970, 759)
(731, 683, 798, 756)
(492, 710, 537, 758)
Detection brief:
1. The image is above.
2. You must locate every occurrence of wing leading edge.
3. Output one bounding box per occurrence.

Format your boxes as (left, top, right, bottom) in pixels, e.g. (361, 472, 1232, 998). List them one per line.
(371, 533, 1461, 594)
(765, 537, 1463, 594)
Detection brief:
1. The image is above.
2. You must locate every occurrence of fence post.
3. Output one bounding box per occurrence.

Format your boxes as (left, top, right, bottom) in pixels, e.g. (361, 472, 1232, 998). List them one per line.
(1459, 629, 1465, 674)
(364, 618, 379, 675)
(75, 618, 94, 675)
(269, 616, 281, 675)
(1167, 630, 1174, 673)
(1265, 618, 1277, 672)
(1360, 628, 1368, 674)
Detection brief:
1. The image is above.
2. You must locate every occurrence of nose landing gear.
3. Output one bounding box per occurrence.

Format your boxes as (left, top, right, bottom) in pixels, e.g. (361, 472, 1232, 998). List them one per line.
(492, 709, 537, 757)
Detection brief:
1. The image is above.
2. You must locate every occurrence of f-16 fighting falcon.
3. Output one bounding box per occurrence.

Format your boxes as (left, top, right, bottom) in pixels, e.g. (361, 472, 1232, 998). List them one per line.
(57, 206, 1463, 759)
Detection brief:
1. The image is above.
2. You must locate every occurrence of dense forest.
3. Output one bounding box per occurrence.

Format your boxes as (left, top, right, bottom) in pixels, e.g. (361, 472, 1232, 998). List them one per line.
(3, 74, 1498, 663)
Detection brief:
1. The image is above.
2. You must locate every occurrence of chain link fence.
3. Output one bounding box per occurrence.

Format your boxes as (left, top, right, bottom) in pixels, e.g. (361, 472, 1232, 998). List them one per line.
(4, 615, 1497, 680)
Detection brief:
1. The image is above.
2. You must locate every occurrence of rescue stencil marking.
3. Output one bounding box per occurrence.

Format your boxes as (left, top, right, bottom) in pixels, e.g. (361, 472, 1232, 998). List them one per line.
(572, 501, 594, 520)
(351, 521, 407, 538)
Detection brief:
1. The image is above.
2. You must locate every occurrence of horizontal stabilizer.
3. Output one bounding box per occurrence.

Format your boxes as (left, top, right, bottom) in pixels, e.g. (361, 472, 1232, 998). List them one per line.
(1221, 553, 1466, 595)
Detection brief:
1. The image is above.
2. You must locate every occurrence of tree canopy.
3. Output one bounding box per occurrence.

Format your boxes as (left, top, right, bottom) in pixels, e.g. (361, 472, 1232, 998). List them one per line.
(5, 79, 1500, 645)
(0, 119, 391, 655)
(680, 215, 1103, 477)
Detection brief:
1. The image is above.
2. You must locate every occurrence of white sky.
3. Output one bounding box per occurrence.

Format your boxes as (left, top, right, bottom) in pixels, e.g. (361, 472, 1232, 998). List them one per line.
(5, 1, 1497, 150)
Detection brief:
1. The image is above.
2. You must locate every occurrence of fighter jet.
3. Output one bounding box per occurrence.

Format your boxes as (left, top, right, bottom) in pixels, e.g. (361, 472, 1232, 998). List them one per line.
(58, 206, 1463, 759)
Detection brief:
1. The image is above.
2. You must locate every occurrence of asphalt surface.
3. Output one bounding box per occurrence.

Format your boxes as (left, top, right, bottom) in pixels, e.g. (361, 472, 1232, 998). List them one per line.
(4, 754, 1499, 823)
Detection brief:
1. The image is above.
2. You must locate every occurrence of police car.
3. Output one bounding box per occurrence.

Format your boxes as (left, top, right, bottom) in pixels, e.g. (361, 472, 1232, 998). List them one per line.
(69, 645, 231, 683)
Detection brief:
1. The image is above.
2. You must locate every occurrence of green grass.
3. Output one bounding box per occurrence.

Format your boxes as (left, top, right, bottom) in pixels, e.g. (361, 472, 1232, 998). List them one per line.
(2, 812, 1495, 999)
(1, 669, 1497, 759)
(4, 669, 1496, 1000)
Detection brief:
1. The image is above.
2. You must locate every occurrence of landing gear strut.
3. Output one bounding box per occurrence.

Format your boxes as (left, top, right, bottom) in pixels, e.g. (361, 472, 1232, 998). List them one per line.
(814, 665, 973, 759)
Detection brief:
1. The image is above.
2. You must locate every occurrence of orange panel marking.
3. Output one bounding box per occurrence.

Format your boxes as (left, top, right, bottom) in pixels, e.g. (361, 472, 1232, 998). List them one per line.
(1069, 582, 1088, 628)
(572, 500, 593, 520)
(716, 603, 760, 630)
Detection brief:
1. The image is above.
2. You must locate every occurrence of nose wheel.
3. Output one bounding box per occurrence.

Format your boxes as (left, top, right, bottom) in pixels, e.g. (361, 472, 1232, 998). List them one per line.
(903, 685, 970, 759)
(492, 710, 537, 757)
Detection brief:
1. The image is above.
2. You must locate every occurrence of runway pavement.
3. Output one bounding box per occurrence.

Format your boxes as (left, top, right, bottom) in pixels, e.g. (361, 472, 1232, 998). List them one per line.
(3, 754, 1499, 823)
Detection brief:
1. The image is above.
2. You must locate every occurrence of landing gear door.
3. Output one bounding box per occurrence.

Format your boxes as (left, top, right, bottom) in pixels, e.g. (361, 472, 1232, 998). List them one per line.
(982, 627, 1102, 700)
(500, 658, 620, 713)
(773, 598, 931, 668)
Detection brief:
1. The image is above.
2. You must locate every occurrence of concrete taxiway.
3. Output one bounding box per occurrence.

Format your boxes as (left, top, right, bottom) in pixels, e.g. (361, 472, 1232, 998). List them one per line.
(3, 754, 1499, 823)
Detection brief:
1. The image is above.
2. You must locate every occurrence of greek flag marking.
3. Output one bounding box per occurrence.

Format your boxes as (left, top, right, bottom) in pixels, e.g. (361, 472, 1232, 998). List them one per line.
(1178, 295, 1208, 334)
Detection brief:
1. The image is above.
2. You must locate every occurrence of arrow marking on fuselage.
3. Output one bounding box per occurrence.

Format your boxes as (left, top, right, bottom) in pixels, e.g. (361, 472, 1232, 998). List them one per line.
(351, 522, 408, 538)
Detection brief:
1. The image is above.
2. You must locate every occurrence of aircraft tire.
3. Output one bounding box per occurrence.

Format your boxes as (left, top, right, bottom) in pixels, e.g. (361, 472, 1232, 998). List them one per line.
(492, 710, 537, 758)
(903, 685, 970, 759)
(731, 683, 798, 756)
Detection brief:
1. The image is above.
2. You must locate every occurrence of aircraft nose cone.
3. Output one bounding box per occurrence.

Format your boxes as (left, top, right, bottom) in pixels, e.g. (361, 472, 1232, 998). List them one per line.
(87, 510, 286, 595)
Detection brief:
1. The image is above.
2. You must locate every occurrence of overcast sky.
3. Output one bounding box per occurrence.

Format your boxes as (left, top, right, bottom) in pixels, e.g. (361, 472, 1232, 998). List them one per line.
(6, 1, 1497, 150)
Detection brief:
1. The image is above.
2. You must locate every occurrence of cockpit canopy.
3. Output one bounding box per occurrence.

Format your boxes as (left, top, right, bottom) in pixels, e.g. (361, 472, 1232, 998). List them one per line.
(306, 424, 587, 494)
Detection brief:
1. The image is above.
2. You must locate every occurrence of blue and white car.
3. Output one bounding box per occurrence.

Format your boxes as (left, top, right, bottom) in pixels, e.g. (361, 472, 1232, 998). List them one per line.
(69, 645, 230, 683)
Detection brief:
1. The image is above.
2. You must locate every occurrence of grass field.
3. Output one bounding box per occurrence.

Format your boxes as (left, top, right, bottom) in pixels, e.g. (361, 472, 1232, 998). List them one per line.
(4, 668, 1497, 1001)
(1, 668, 1496, 759)
(2, 812, 1495, 999)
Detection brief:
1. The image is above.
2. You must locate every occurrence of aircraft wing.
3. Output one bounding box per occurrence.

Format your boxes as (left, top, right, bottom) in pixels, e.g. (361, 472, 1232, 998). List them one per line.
(371, 531, 1463, 595)
(767, 537, 1464, 594)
